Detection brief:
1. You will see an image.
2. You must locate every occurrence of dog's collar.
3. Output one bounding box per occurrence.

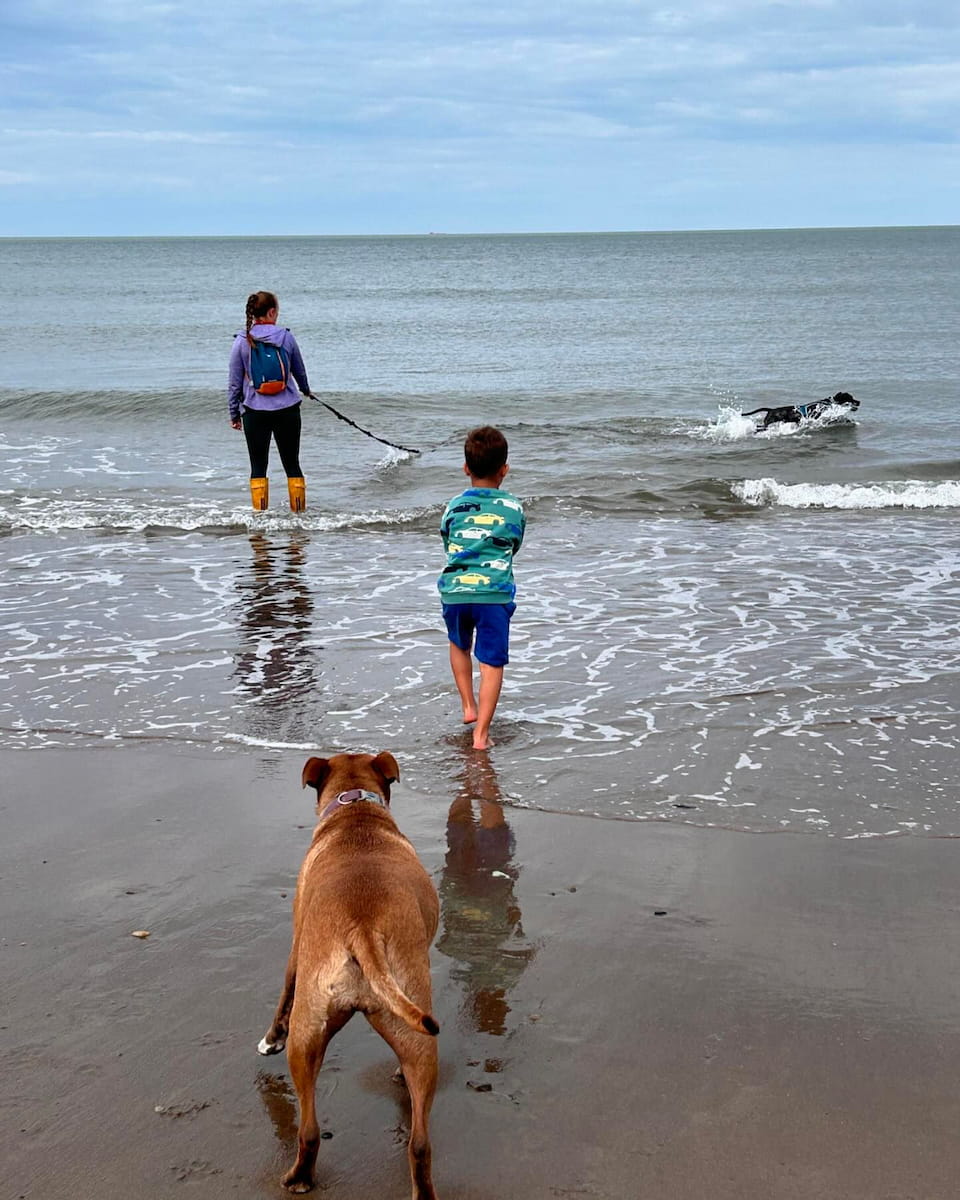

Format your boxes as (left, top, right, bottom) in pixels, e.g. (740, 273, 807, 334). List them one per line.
(335, 788, 387, 807)
(319, 789, 388, 821)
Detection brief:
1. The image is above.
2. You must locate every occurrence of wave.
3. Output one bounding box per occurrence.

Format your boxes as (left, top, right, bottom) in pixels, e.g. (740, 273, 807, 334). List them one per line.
(735, 478, 960, 509)
(0, 388, 727, 441)
(0, 389, 215, 420)
(0, 496, 439, 535)
(5, 476, 957, 533)
(0, 387, 451, 426)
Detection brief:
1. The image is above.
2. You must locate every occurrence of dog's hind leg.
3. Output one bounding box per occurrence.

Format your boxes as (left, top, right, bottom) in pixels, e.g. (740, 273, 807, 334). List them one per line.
(368, 1013, 439, 1200)
(282, 1013, 348, 1194)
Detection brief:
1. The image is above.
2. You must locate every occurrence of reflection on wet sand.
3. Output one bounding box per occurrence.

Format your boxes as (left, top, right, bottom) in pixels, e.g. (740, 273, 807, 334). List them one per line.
(234, 532, 317, 704)
(436, 750, 535, 1036)
(255, 1070, 298, 1151)
(256, 1047, 422, 1174)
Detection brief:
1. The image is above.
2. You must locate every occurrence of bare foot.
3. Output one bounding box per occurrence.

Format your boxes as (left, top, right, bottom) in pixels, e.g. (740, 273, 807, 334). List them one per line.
(462, 707, 478, 724)
(472, 732, 494, 750)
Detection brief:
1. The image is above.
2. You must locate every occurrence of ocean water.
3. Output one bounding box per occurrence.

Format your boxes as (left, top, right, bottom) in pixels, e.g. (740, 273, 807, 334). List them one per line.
(2, 228, 958, 838)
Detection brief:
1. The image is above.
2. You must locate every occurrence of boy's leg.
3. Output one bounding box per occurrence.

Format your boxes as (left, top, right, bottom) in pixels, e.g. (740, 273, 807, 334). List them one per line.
(470, 603, 514, 750)
(443, 605, 478, 723)
(448, 642, 478, 724)
(473, 662, 503, 750)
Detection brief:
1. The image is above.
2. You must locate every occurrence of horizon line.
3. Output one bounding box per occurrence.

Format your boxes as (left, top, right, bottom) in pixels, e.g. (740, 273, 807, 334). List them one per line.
(1, 223, 957, 241)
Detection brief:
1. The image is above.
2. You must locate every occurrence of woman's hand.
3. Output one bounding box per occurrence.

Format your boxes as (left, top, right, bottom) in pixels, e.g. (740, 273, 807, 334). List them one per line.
(230, 419, 242, 430)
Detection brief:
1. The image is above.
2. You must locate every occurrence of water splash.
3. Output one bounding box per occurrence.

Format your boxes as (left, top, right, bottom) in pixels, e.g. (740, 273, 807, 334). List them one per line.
(693, 400, 860, 444)
(694, 404, 761, 442)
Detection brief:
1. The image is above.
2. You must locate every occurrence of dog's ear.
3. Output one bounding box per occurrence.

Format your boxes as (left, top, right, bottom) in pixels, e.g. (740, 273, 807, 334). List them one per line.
(371, 751, 400, 785)
(302, 757, 331, 792)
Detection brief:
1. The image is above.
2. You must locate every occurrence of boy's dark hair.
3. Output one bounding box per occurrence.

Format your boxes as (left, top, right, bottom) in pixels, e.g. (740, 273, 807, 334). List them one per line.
(464, 426, 508, 478)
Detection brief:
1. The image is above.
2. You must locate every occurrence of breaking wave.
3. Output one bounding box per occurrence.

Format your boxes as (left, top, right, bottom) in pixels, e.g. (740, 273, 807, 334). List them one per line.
(735, 478, 960, 509)
(0, 495, 439, 535)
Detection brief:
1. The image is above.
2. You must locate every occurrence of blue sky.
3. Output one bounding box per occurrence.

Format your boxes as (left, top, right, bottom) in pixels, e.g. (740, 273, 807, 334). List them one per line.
(2, 0, 958, 235)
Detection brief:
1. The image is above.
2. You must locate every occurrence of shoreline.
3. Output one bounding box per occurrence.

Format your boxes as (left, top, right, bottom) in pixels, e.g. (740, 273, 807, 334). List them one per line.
(3, 745, 960, 1199)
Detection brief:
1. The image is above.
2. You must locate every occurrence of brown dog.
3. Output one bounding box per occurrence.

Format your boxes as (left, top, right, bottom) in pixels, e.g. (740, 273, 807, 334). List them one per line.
(258, 752, 441, 1198)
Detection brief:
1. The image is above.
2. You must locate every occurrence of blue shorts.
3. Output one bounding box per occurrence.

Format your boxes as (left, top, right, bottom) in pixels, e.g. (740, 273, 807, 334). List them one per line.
(443, 602, 516, 668)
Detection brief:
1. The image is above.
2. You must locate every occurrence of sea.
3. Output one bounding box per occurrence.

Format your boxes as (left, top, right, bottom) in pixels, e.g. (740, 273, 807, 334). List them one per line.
(2, 227, 958, 839)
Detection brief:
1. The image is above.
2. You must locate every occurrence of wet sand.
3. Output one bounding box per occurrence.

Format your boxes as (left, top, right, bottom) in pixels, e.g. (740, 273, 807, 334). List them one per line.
(3, 746, 960, 1200)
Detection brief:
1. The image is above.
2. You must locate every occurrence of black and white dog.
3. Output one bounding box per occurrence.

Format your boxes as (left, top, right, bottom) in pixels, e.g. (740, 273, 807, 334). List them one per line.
(743, 391, 860, 430)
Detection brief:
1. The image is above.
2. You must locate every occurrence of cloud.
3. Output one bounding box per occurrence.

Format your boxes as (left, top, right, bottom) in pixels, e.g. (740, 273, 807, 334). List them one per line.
(5, 128, 241, 144)
(0, 0, 958, 232)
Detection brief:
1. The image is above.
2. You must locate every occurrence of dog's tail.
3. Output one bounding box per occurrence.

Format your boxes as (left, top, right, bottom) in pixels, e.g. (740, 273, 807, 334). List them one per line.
(351, 931, 440, 1036)
(740, 407, 769, 417)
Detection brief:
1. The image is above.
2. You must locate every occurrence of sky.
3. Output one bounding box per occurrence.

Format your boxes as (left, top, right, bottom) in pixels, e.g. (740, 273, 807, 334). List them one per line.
(1, 0, 958, 236)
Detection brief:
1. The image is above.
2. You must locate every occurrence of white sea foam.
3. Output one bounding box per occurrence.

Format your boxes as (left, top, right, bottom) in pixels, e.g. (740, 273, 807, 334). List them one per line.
(757, 401, 859, 437)
(693, 404, 758, 442)
(734, 478, 960, 509)
(375, 446, 415, 470)
(0, 497, 435, 533)
(223, 734, 318, 750)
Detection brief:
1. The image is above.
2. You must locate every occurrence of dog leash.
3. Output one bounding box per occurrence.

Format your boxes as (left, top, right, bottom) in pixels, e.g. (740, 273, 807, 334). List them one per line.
(309, 393, 422, 455)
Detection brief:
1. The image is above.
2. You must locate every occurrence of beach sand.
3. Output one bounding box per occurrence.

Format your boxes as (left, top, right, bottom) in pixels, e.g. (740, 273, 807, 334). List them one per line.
(3, 746, 959, 1200)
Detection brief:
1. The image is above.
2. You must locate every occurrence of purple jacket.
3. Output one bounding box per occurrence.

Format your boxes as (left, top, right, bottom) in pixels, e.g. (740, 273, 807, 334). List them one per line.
(227, 323, 311, 422)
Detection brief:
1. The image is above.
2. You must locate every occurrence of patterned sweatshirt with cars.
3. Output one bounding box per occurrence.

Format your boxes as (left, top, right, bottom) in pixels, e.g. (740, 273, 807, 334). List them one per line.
(438, 487, 525, 605)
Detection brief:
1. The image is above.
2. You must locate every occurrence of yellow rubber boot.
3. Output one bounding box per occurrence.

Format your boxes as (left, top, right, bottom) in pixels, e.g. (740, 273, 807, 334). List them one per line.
(250, 477, 269, 511)
(287, 476, 306, 513)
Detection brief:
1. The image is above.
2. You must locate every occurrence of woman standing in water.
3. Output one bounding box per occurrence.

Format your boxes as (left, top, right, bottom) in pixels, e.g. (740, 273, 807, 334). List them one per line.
(227, 291, 311, 511)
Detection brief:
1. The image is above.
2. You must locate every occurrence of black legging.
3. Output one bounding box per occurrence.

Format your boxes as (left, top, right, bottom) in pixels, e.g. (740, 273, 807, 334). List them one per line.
(241, 403, 303, 478)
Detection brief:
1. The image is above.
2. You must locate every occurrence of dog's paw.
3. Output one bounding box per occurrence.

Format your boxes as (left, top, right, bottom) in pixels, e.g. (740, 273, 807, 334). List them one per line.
(282, 1169, 315, 1193)
(258, 1035, 285, 1056)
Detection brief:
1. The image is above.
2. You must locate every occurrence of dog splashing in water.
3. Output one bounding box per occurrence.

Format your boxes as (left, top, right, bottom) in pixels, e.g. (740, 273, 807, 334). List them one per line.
(742, 391, 860, 431)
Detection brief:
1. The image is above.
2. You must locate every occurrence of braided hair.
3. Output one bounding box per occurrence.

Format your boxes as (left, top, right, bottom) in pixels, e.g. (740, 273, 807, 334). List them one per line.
(245, 291, 279, 345)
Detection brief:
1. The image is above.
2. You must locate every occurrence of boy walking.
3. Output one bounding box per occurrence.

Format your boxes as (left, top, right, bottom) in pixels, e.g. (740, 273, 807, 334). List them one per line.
(438, 426, 525, 751)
